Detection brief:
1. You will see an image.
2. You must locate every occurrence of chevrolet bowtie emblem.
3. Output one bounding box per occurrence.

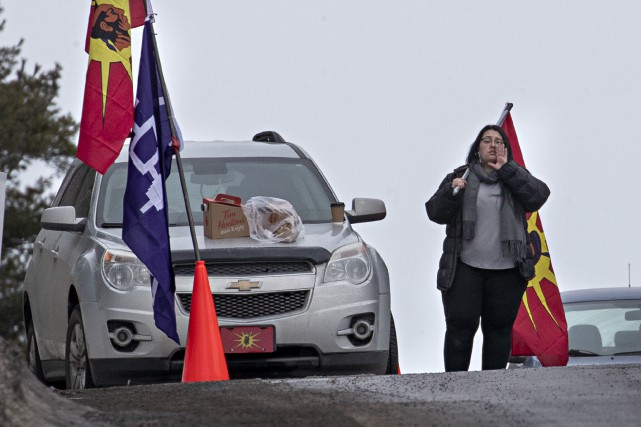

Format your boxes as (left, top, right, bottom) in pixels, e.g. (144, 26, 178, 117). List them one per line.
(227, 280, 262, 291)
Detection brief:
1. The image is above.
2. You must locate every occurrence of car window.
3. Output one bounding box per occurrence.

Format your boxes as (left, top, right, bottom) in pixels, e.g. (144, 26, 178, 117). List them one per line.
(97, 158, 334, 227)
(565, 300, 641, 355)
(56, 163, 96, 218)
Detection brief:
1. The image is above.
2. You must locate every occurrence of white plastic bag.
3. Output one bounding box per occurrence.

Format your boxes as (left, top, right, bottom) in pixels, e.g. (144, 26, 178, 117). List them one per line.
(242, 196, 304, 243)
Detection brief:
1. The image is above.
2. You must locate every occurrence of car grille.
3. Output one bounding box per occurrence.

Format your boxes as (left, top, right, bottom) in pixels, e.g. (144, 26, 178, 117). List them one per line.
(173, 262, 313, 276)
(177, 291, 309, 319)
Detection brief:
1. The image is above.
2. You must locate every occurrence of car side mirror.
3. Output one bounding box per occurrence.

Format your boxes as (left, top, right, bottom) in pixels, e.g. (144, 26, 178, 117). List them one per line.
(41, 206, 87, 232)
(345, 198, 386, 224)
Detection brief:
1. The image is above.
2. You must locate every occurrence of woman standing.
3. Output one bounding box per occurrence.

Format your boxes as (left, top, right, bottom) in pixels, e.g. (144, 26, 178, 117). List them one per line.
(426, 125, 550, 371)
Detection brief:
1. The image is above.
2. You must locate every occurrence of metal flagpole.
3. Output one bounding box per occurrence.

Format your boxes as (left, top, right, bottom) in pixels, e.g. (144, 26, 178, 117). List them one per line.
(452, 101, 514, 196)
(143, 5, 201, 261)
(140, 3, 229, 382)
(497, 102, 513, 127)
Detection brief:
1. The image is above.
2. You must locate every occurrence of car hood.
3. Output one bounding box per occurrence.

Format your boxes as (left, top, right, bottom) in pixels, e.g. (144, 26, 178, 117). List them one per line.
(568, 355, 641, 366)
(94, 222, 361, 261)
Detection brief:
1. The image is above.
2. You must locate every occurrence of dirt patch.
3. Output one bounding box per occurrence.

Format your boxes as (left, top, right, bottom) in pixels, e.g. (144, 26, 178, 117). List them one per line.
(0, 338, 110, 426)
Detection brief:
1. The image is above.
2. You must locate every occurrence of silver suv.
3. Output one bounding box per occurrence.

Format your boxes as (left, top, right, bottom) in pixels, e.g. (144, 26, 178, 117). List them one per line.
(23, 131, 397, 389)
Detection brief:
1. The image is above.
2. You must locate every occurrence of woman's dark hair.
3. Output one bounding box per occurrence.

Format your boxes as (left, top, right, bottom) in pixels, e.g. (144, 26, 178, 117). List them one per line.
(465, 124, 512, 165)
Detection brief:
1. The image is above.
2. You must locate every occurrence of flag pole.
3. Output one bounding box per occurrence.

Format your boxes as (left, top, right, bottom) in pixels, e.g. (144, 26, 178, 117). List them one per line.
(137, 4, 228, 379)
(497, 102, 513, 127)
(144, 8, 201, 261)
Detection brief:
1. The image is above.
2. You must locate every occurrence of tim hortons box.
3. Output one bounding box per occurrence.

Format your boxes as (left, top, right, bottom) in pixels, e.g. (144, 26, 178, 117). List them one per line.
(202, 194, 249, 239)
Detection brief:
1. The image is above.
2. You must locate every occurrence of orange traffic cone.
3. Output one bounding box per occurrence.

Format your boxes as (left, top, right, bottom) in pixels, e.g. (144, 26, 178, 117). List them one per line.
(182, 260, 229, 382)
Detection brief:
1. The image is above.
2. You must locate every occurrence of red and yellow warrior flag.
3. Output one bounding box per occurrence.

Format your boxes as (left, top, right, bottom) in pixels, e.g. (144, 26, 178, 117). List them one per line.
(502, 109, 569, 367)
(77, 0, 146, 174)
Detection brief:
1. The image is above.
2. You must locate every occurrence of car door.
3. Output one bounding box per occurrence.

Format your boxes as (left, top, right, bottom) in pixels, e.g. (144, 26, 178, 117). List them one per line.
(40, 164, 96, 359)
(30, 226, 63, 358)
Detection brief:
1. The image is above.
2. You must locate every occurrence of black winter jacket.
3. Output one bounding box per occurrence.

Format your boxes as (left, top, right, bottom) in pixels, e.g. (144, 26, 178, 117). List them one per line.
(425, 160, 550, 293)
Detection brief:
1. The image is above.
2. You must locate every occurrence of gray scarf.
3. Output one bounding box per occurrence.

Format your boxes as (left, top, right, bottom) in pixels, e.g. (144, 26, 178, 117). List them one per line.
(462, 160, 527, 260)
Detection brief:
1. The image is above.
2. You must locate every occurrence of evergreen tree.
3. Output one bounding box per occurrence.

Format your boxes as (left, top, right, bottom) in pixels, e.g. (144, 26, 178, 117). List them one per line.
(0, 4, 78, 344)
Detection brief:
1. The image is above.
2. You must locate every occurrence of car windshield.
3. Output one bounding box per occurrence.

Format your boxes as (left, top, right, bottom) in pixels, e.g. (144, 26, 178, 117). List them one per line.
(565, 299, 641, 356)
(97, 157, 335, 227)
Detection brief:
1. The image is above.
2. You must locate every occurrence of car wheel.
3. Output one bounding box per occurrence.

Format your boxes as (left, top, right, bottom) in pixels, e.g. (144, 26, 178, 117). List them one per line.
(65, 306, 94, 390)
(27, 322, 46, 382)
(385, 314, 399, 374)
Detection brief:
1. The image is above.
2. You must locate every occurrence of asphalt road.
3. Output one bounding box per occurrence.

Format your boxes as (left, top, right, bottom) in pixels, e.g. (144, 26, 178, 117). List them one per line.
(1, 338, 640, 426)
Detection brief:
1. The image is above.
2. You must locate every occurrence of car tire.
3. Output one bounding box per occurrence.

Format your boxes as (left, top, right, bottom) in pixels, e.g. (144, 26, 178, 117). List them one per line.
(65, 306, 94, 390)
(27, 322, 46, 383)
(385, 314, 399, 374)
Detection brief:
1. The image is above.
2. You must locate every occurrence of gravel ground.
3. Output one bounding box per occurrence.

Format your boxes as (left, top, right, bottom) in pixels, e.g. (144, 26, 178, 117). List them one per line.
(2, 338, 641, 426)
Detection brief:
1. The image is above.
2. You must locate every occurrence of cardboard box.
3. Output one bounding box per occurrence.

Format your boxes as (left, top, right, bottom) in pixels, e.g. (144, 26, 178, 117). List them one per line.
(202, 194, 250, 239)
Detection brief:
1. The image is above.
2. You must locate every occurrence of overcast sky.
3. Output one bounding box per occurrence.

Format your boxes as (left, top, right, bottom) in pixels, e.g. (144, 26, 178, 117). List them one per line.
(3, 1, 641, 374)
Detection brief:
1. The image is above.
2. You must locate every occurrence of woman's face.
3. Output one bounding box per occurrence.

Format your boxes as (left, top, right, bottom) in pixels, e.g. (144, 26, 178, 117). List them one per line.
(478, 129, 504, 165)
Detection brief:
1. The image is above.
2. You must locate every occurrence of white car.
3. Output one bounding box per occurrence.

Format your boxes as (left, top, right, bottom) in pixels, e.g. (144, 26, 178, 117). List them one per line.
(23, 131, 398, 389)
(509, 286, 641, 368)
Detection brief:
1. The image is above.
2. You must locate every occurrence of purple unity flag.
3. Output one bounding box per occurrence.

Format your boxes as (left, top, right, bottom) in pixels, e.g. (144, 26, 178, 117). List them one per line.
(123, 20, 179, 344)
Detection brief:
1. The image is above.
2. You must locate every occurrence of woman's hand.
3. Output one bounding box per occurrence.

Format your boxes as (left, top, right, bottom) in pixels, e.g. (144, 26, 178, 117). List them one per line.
(451, 177, 467, 191)
(487, 143, 508, 170)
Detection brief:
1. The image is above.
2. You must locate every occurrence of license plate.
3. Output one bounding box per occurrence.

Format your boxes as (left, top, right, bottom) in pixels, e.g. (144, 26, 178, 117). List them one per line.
(220, 325, 275, 354)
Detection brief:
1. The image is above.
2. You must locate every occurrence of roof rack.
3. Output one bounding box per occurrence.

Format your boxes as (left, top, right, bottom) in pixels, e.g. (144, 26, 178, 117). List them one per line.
(252, 131, 286, 143)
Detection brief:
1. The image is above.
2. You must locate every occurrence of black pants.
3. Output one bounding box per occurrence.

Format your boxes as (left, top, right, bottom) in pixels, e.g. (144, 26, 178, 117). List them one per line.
(442, 261, 526, 372)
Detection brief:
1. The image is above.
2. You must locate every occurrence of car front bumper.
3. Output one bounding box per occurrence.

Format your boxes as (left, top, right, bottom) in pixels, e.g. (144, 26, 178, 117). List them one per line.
(83, 278, 391, 386)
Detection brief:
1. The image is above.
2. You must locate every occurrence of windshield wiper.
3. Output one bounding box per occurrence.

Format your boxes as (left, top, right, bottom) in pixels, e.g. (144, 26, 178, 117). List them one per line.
(612, 351, 641, 356)
(568, 348, 600, 357)
(100, 223, 122, 228)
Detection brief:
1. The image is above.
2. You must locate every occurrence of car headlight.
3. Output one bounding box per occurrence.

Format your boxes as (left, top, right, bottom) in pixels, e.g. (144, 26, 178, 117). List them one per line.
(102, 249, 151, 291)
(323, 242, 371, 284)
